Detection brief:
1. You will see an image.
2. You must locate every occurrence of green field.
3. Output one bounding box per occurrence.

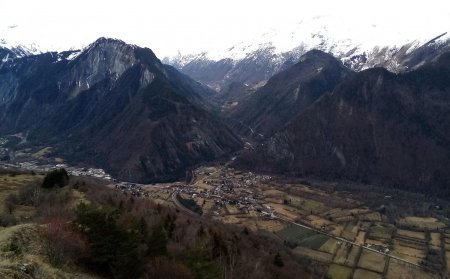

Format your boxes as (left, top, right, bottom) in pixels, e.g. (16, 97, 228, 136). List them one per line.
(369, 224, 394, 240)
(277, 225, 329, 249)
(357, 250, 386, 273)
(287, 195, 329, 213)
(326, 264, 352, 279)
(299, 233, 329, 249)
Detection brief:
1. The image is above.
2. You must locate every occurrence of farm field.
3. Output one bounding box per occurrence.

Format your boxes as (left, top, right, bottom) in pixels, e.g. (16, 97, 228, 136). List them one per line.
(326, 264, 352, 279)
(386, 259, 438, 279)
(333, 244, 350, 265)
(319, 238, 339, 254)
(143, 164, 450, 278)
(345, 245, 361, 267)
(397, 217, 445, 230)
(392, 244, 426, 264)
(444, 250, 450, 271)
(369, 224, 394, 240)
(353, 268, 382, 279)
(276, 225, 328, 249)
(293, 246, 333, 262)
(430, 232, 441, 248)
(396, 229, 426, 240)
(357, 250, 386, 273)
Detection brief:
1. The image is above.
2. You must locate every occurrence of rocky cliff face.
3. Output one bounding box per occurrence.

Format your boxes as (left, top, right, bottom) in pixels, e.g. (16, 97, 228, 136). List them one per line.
(0, 38, 242, 182)
(235, 52, 450, 196)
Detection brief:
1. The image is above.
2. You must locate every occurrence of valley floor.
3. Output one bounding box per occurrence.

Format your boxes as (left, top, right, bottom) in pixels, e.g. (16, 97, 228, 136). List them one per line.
(137, 162, 449, 279)
(2, 159, 449, 278)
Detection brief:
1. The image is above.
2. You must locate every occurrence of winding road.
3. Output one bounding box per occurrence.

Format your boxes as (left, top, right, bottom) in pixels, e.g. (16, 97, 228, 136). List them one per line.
(170, 190, 422, 269)
(171, 191, 200, 217)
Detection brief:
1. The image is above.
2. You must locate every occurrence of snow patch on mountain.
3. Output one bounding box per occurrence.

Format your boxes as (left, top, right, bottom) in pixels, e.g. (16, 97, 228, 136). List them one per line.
(65, 50, 82, 61)
(166, 15, 450, 72)
(0, 38, 42, 57)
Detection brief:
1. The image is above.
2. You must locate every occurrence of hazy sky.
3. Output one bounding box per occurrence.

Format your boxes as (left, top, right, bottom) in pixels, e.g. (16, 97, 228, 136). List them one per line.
(1, 0, 449, 57)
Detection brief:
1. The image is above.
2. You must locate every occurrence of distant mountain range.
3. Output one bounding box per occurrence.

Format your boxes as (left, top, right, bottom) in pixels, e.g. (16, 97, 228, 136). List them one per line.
(0, 39, 41, 60)
(1, 31, 450, 196)
(0, 38, 241, 182)
(164, 19, 449, 111)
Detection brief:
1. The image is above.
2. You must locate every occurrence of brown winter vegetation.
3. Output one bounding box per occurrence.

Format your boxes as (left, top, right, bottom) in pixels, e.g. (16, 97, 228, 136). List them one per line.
(0, 170, 318, 279)
(2, 165, 450, 278)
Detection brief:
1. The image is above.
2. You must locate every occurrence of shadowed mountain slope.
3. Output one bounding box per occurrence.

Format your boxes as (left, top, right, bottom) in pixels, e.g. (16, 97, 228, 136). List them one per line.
(0, 38, 242, 182)
(235, 52, 450, 196)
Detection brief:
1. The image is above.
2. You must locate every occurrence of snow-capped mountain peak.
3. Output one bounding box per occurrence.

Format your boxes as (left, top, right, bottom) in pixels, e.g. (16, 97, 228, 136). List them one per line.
(166, 14, 450, 73)
(0, 38, 42, 58)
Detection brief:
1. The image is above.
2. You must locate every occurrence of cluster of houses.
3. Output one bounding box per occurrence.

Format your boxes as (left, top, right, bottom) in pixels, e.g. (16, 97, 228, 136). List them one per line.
(0, 157, 114, 182)
(0, 136, 115, 181)
(114, 182, 149, 198)
(364, 243, 390, 254)
(68, 166, 112, 180)
(0, 160, 56, 173)
(174, 166, 275, 217)
(96, 165, 276, 218)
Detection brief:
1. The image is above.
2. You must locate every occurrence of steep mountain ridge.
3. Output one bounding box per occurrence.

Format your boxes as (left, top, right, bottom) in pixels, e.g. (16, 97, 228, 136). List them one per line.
(235, 51, 450, 196)
(227, 50, 353, 138)
(0, 38, 241, 182)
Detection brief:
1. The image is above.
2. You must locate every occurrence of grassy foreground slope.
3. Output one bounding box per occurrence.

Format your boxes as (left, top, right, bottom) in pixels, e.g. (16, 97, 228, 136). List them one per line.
(0, 169, 318, 279)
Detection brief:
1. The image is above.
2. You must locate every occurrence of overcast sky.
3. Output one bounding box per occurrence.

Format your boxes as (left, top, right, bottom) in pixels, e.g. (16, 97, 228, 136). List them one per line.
(1, 0, 449, 58)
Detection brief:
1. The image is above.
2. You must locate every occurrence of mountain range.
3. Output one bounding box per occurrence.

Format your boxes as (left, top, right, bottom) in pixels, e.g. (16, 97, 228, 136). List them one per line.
(164, 18, 449, 111)
(235, 51, 450, 197)
(227, 50, 352, 139)
(1, 31, 450, 195)
(0, 38, 241, 182)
